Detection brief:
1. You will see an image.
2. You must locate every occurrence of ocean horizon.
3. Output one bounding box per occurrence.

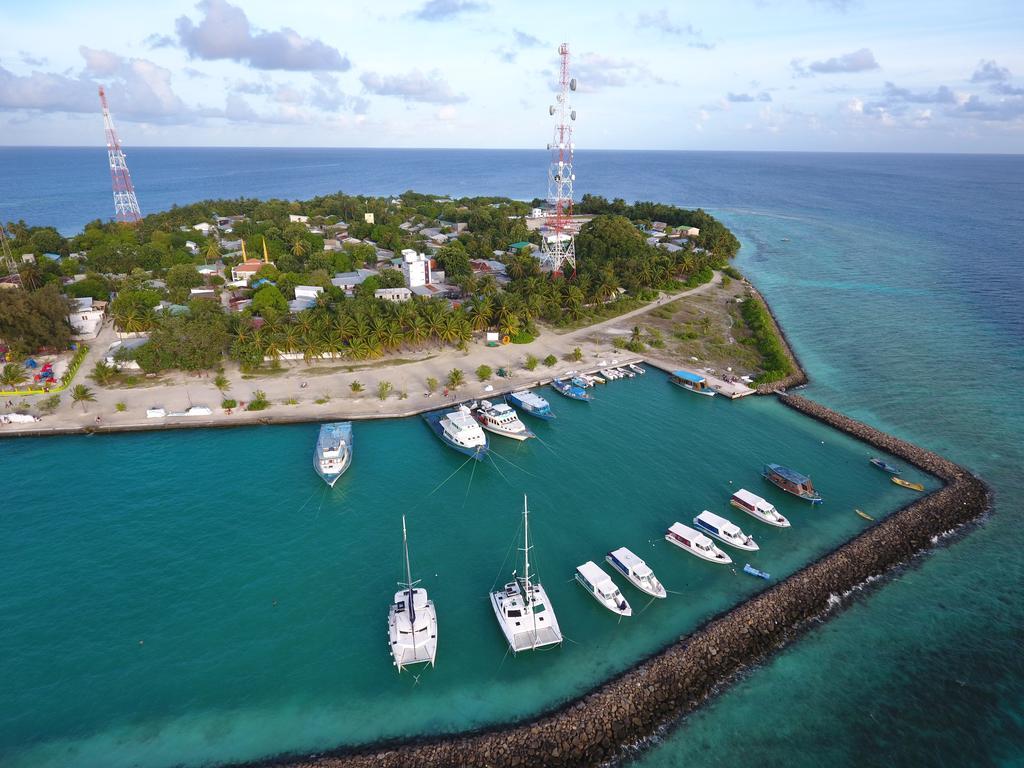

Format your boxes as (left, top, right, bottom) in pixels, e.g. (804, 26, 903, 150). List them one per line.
(1, 148, 1022, 767)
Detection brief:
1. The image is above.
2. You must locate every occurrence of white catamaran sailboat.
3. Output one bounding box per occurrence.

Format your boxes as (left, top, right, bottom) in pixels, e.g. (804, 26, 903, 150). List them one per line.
(490, 496, 563, 653)
(388, 515, 438, 671)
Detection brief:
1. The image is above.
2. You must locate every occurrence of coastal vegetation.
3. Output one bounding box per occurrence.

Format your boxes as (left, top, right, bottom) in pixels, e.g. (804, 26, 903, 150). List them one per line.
(738, 293, 794, 383)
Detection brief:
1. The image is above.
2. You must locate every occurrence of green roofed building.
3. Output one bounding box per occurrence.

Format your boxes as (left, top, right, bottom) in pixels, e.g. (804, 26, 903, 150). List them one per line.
(509, 241, 532, 254)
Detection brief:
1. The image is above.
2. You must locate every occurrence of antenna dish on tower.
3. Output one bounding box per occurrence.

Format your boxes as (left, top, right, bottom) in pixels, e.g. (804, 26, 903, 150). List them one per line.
(539, 42, 578, 276)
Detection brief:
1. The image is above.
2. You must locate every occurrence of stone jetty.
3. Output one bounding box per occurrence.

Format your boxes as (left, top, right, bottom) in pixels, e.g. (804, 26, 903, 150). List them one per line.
(243, 395, 990, 768)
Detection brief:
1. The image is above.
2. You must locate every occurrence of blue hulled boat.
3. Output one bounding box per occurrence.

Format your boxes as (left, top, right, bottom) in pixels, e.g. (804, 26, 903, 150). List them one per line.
(869, 457, 900, 474)
(422, 405, 489, 460)
(551, 378, 591, 401)
(506, 390, 556, 421)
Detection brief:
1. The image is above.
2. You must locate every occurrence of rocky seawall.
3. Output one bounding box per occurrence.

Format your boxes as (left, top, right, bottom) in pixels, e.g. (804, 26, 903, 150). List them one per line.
(246, 395, 990, 768)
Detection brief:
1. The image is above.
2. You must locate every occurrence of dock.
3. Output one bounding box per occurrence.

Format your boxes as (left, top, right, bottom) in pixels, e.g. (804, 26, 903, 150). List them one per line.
(642, 359, 756, 399)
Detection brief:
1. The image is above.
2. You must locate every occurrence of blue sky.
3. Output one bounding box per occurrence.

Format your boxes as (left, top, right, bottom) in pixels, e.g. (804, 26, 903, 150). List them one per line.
(1, 0, 1022, 152)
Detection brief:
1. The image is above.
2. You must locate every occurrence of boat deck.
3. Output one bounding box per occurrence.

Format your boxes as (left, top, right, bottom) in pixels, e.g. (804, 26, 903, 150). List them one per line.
(510, 626, 562, 652)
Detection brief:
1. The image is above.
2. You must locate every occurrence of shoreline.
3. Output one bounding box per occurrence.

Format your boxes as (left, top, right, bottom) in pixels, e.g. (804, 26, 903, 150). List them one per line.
(228, 393, 989, 768)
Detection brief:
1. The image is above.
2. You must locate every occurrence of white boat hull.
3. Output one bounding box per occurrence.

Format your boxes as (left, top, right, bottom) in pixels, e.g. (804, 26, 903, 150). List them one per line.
(479, 422, 533, 441)
(665, 534, 732, 564)
(490, 584, 562, 652)
(606, 557, 667, 599)
(731, 499, 791, 528)
(576, 573, 632, 616)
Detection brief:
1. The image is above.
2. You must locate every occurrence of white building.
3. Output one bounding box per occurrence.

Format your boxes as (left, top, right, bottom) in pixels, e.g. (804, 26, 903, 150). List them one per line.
(375, 287, 412, 303)
(289, 214, 310, 224)
(290, 285, 324, 311)
(68, 297, 104, 340)
(185, 240, 199, 254)
(401, 249, 432, 288)
(192, 222, 214, 234)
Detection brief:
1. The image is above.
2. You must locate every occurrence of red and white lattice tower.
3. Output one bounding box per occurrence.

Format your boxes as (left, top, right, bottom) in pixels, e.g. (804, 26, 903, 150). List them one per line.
(0, 224, 16, 276)
(540, 43, 578, 275)
(98, 86, 142, 224)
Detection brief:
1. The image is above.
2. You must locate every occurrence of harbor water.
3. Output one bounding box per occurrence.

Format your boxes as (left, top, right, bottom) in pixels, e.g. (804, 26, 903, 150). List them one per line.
(1, 149, 1022, 767)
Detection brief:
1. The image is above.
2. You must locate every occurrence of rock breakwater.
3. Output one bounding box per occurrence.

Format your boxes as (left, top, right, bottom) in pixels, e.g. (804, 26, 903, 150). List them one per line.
(248, 396, 989, 768)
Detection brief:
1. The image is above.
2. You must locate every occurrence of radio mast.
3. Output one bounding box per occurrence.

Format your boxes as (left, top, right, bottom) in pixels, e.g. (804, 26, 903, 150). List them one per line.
(539, 43, 578, 276)
(99, 86, 142, 224)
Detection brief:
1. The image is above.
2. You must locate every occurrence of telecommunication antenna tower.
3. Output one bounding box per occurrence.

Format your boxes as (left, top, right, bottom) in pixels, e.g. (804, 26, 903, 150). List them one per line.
(98, 86, 142, 224)
(0, 224, 15, 275)
(539, 43, 578, 275)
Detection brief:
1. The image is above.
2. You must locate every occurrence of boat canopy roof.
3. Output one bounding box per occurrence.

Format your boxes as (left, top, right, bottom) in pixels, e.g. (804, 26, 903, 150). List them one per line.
(577, 561, 616, 591)
(445, 408, 477, 428)
(767, 463, 810, 484)
(513, 390, 546, 406)
(733, 488, 768, 508)
(697, 510, 740, 535)
(673, 370, 705, 384)
(668, 522, 711, 545)
(611, 548, 653, 578)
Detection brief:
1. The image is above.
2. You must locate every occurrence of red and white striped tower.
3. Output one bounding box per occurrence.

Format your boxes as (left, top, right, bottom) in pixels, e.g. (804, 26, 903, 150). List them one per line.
(98, 86, 142, 224)
(540, 43, 578, 275)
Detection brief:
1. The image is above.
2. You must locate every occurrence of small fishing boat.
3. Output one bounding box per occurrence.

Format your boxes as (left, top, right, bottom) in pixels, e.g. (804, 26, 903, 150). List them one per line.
(665, 522, 732, 564)
(870, 457, 901, 475)
(892, 477, 924, 492)
(575, 561, 632, 616)
(601, 368, 620, 380)
(473, 400, 535, 441)
(856, 509, 875, 521)
(730, 488, 790, 528)
(762, 463, 823, 504)
(551, 378, 591, 401)
(490, 496, 563, 653)
(693, 510, 759, 551)
(507, 390, 555, 421)
(570, 375, 591, 389)
(388, 515, 438, 671)
(422, 405, 488, 460)
(313, 422, 353, 487)
(743, 563, 770, 580)
(615, 367, 634, 378)
(628, 363, 646, 375)
(606, 547, 667, 598)
(668, 370, 716, 397)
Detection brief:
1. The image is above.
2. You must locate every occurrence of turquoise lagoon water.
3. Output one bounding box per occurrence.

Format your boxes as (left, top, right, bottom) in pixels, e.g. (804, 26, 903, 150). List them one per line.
(2, 149, 1022, 766)
(0, 376, 929, 767)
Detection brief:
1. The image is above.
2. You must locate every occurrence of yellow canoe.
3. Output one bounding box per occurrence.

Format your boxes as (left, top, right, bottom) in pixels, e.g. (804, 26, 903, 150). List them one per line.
(856, 509, 874, 521)
(892, 477, 924, 492)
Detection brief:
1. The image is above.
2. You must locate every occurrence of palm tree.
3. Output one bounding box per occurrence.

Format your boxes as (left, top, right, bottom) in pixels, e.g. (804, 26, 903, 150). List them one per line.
(0, 364, 27, 390)
(291, 236, 309, 258)
(631, 325, 643, 345)
(205, 239, 221, 264)
(214, 373, 231, 394)
(446, 368, 464, 389)
(70, 384, 96, 412)
(404, 315, 428, 347)
(90, 361, 117, 386)
(350, 380, 364, 393)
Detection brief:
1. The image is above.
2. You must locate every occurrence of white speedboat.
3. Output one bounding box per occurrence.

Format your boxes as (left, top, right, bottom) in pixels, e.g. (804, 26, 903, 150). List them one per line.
(730, 488, 790, 528)
(575, 561, 631, 616)
(606, 547, 666, 598)
(601, 368, 620, 380)
(628, 363, 646, 375)
(388, 516, 438, 671)
(615, 367, 634, 378)
(314, 422, 353, 487)
(665, 522, 732, 564)
(423, 405, 488, 460)
(473, 400, 535, 441)
(693, 510, 759, 552)
(490, 496, 563, 653)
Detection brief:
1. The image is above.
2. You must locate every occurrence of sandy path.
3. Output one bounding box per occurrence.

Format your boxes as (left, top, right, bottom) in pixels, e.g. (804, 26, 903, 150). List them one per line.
(2, 274, 721, 436)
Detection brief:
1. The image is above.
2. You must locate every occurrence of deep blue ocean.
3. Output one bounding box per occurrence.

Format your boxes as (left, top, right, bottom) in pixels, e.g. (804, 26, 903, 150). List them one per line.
(1, 147, 1022, 767)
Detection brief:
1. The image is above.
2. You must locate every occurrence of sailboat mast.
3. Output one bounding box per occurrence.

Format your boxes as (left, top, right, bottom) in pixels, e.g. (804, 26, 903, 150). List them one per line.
(403, 515, 416, 626)
(522, 495, 531, 605)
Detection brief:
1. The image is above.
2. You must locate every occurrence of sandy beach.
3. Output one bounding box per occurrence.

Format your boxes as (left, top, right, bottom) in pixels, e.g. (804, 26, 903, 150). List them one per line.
(1, 274, 729, 438)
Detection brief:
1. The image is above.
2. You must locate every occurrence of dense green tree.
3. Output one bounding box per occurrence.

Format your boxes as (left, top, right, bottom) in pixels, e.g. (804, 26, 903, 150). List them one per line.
(0, 284, 73, 352)
(251, 284, 288, 316)
(166, 264, 203, 303)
